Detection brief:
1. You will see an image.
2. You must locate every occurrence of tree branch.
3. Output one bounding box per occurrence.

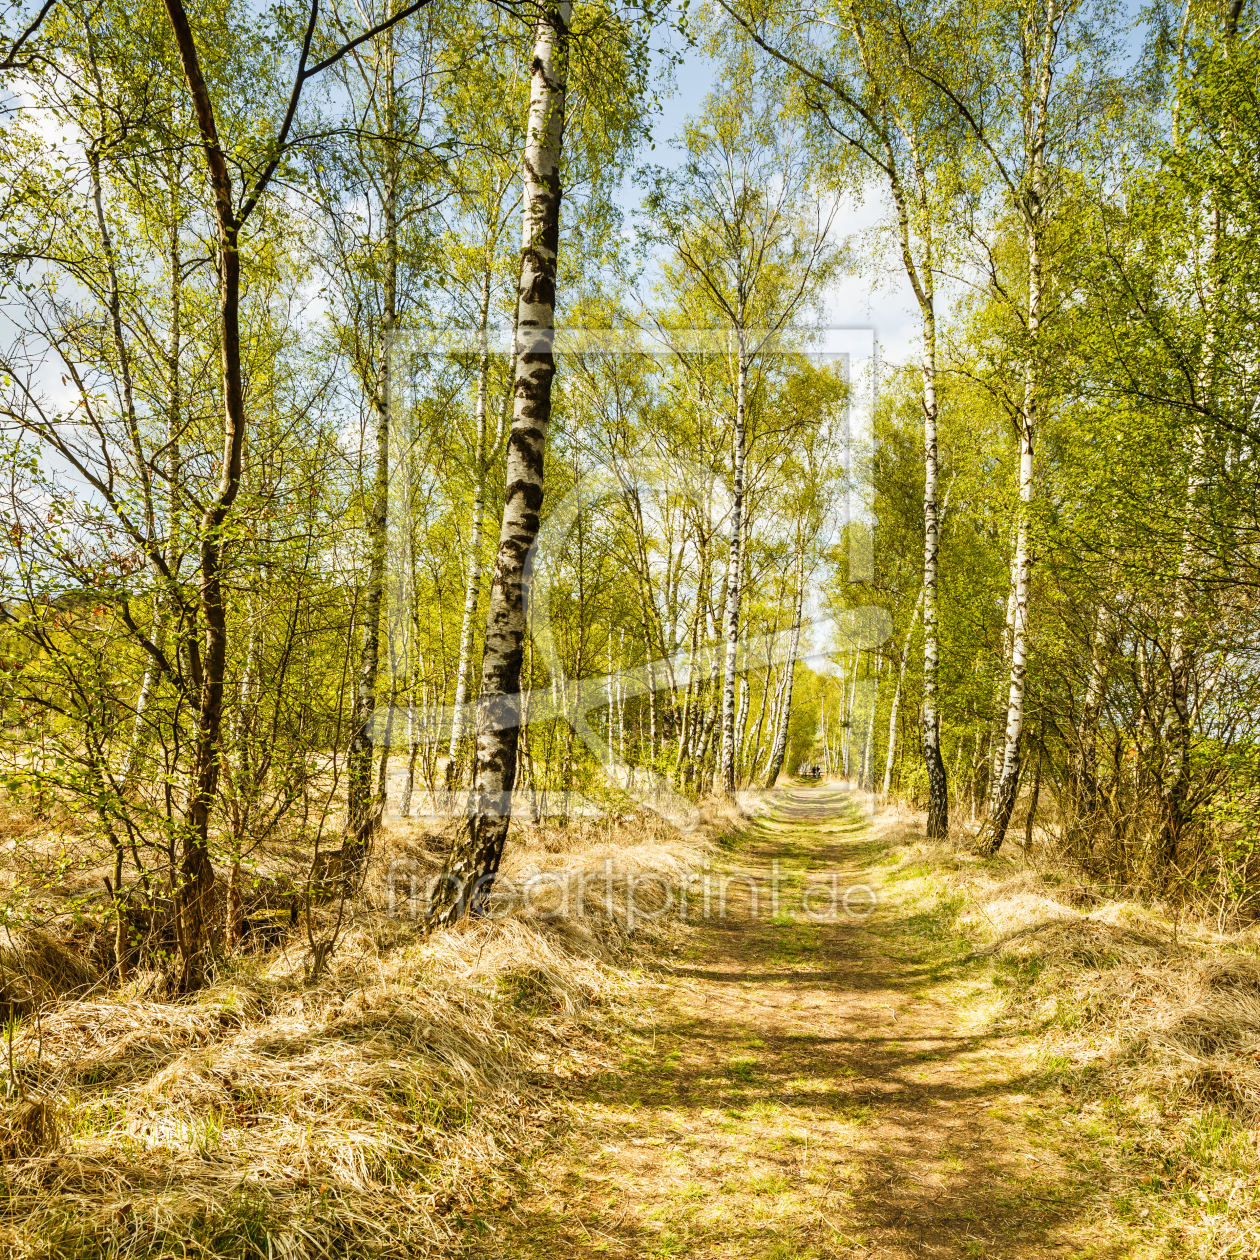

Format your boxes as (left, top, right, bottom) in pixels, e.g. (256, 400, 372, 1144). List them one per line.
(0, 0, 56, 71)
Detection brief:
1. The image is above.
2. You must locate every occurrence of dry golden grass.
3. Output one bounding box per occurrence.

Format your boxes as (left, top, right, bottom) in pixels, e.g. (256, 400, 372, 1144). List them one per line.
(878, 819, 1260, 1258)
(883, 827, 1260, 1114)
(1, 928, 101, 1013)
(0, 803, 733, 1259)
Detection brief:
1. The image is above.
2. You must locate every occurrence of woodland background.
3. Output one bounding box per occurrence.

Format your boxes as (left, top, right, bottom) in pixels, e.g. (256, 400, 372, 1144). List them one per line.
(0, 0, 1255, 1023)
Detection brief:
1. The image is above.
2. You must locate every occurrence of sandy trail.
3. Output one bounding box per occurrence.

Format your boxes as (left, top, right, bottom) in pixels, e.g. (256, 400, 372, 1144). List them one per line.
(467, 785, 1093, 1259)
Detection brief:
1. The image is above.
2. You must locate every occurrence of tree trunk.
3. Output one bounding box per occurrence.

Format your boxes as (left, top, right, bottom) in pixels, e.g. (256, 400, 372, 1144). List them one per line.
(401, 667, 418, 817)
(983, 3, 1055, 856)
(866, 95, 950, 829)
(986, 420, 1034, 853)
(428, 2, 569, 925)
(345, 39, 399, 874)
(842, 650, 859, 777)
(735, 676, 751, 782)
(1023, 729, 1043, 850)
(719, 341, 748, 797)
(764, 550, 805, 788)
(862, 654, 882, 790)
(883, 585, 924, 797)
(920, 298, 949, 839)
(447, 264, 495, 785)
(1076, 609, 1108, 844)
(162, 0, 251, 989)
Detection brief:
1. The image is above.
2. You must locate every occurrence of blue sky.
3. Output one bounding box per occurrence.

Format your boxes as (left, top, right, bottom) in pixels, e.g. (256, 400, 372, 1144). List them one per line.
(619, 25, 919, 369)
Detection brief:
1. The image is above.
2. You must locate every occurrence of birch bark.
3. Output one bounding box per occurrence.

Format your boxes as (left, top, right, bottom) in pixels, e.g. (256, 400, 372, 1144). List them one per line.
(764, 548, 805, 788)
(429, 2, 570, 924)
(719, 339, 748, 796)
(919, 274, 949, 837)
(723, 4, 951, 825)
(861, 655, 883, 789)
(985, 0, 1057, 854)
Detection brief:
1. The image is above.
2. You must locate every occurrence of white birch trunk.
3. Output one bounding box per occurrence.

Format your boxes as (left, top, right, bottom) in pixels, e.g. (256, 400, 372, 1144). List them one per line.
(861, 655, 882, 790)
(764, 549, 806, 788)
(719, 339, 748, 797)
(985, 0, 1056, 854)
(431, 2, 570, 923)
(446, 264, 496, 782)
(882, 586, 925, 797)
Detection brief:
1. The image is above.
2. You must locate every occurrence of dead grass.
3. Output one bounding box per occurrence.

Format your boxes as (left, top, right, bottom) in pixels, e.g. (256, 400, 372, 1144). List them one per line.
(0, 802, 732, 1259)
(877, 815, 1260, 1257)
(1, 928, 101, 1015)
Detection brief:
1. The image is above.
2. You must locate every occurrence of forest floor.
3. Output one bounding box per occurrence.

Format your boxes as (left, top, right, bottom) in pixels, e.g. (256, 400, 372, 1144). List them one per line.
(11, 781, 1256, 1257)
(459, 783, 1148, 1260)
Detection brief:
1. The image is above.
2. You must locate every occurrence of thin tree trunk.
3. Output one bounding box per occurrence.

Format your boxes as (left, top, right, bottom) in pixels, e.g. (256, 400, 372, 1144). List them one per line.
(719, 340, 748, 797)
(735, 676, 751, 781)
(121, 607, 165, 789)
(883, 585, 924, 797)
(447, 264, 496, 784)
(606, 629, 615, 773)
(744, 667, 770, 782)
(1024, 727, 1043, 850)
(745, 591, 784, 780)
(345, 36, 399, 872)
(844, 26, 950, 827)
(162, 0, 253, 989)
(862, 654, 882, 790)
(224, 595, 261, 950)
(920, 289, 949, 838)
(1156, 4, 1243, 879)
(842, 650, 859, 777)
(376, 680, 398, 800)
(401, 682, 418, 817)
(617, 627, 626, 765)
(428, 2, 570, 925)
(1162, 520, 1201, 871)
(764, 550, 806, 788)
(88, 99, 169, 797)
(110, 842, 128, 983)
(1077, 608, 1109, 839)
(646, 646, 658, 764)
(984, 0, 1055, 856)
(986, 407, 1034, 853)
(673, 607, 699, 785)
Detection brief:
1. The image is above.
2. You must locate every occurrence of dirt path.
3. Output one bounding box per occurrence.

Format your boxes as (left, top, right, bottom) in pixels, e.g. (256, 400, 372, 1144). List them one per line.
(466, 785, 1108, 1259)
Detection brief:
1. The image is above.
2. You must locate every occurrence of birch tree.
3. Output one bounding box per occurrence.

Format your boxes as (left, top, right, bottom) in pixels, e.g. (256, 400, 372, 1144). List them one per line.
(159, 0, 441, 980)
(427, 1, 573, 924)
(722, 0, 970, 837)
(437, 26, 528, 786)
(313, 0, 445, 868)
(886, 0, 1120, 852)
(641, 66, 835, 797)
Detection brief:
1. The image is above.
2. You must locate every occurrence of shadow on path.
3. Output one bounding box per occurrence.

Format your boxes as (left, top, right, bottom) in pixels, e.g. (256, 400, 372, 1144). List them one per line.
(467, 784, 1115, 1259)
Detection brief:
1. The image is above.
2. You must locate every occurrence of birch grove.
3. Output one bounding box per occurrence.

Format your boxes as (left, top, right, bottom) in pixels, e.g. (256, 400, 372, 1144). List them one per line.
(1, 0, 1259, 972)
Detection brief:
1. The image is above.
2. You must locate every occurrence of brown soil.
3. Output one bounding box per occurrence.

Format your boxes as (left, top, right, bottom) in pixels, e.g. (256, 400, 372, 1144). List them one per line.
(461, 785, 1116, 1259)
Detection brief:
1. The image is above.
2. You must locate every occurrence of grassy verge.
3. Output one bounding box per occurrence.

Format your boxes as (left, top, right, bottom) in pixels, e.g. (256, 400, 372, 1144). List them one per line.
(0, 803, 744, 1259)
(878, 815, 1260, 1259)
